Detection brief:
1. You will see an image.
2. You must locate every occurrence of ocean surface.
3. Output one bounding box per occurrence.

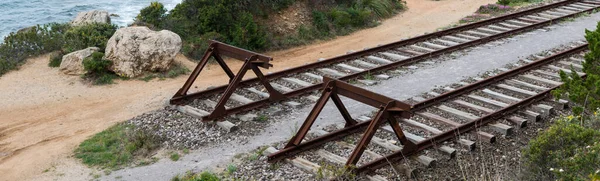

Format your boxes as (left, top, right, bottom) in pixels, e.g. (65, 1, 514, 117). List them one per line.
(0, 0, 181, 40)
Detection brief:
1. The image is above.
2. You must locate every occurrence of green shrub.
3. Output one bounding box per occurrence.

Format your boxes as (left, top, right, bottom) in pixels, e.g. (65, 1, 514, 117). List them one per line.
(497, 0, 511, 6)
(63, 23, 117, 53)
(136, 2, 167, 28)
(48, 52, 63, 67)
(522, 118, 600, 180)
(0, 23, 69, 76)
(171, 171, 221, 181)
(553, 22, 600, 118)
(75, 123, 161, 169)
(82, 52, 117, 85)
(0, 22, 116, 77)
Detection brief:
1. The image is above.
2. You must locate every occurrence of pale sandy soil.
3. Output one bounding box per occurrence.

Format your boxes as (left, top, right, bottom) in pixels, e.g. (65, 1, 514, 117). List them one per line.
(0, 0, 494, 180)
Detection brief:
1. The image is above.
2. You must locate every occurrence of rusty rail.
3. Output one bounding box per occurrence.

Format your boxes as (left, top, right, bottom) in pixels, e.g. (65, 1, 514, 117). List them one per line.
(271, 43, 589, 174)
(170, 0, 599, 122)
(268, 77, 414, 166)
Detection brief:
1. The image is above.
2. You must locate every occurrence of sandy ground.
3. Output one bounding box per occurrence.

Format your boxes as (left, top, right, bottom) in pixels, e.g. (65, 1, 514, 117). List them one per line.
(0, 0, 495, 180)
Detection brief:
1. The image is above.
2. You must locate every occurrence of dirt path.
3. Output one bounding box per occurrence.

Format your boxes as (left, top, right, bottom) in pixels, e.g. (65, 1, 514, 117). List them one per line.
(0, 0, 494, 180)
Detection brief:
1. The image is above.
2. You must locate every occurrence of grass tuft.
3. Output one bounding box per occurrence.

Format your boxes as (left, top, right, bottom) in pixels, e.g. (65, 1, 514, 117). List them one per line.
(74, 123, 161, 170)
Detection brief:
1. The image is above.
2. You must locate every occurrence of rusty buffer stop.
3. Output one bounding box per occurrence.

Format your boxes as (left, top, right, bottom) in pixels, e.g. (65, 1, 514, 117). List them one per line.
(268, 77, 417, 169)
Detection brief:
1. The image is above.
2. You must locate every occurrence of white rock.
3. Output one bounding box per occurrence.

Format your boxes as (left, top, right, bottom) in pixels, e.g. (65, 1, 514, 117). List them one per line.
(59, 47, 100, 75)
(105, 27, 182, 78)
(71, 10, 111, 26)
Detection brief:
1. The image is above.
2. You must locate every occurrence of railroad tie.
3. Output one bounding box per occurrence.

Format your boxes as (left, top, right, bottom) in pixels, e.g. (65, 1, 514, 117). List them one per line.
(282, 77, 313, 87)
(443, 35, 471, 43)
(507, 116, 528, 128)
(520, 74, 562, 86)
(434, 39, 460, 46)
(303, 72, 324, 82)
(175, 105, 238, 132)
(318, 68, 347, 77)
(561, 6, 583, 12)
(264, 147, 321, 174)
(498, 22, 522, 29)
(505, 79, 548, 91)
(335, 141, 417, 178)
(245, 87, 270, 98)
(558, 61, 583, 70)
(370, 55, 397, 63)
(269, 82, 294, 93)
(455, 33, 480, 40)
(465, 30, 492, 37)
(422, 42, 448, 49)
(489, 123, 514, 136)
(410, 45, 436, 52)
(496, 84, 537, 96)
(533, 70, 561, 78)
(481, 89, 522, 103)
(467, 94, 509, 108)
(521, 110, 541, 122)
(506, 20, 532, 26)
(487, 25, 512, 31)
(378, 125, 457, 157)
(451, 100, 495, 114)
(336, 63, 365, 73)
(353, 60, 378, 68)
(202, 99, 230, 109)
(477, 27, 503, 34)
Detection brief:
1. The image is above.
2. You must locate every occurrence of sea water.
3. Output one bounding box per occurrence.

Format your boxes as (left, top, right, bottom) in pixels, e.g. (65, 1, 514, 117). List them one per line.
(0, 0, 181, 40)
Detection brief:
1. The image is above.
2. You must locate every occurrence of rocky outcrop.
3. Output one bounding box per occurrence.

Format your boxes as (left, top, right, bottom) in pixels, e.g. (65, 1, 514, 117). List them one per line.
(71, 10, 111, 26)
(59, 47, 100, 75)
(104, 26, 182, 78)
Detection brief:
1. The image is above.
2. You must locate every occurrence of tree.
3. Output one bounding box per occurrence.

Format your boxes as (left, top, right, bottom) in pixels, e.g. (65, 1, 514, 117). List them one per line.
(136, 2, 167, 28)
(553, 22, 600, 120)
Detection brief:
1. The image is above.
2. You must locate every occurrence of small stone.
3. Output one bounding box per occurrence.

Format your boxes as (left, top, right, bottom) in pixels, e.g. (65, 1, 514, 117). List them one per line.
(358, 79, 377, 86)
(284, 101, 302, 108)
(238, 114, 258, 122)
(407, 66, 419, 70)
(375, 74, 390, 80)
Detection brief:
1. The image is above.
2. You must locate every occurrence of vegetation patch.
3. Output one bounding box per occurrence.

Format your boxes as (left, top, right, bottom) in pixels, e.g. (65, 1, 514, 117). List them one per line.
(48, 51, 63, 67)
(135, 0, 405, 60)
(74, 123, 161, 170)
(138, 62, 190, 82)
(522, 21, 600, 181)
(82, 52, 118, 85)
(0, 23, 116, 76)
(171, 171, 221, 181)
(521, 117, 600, 180)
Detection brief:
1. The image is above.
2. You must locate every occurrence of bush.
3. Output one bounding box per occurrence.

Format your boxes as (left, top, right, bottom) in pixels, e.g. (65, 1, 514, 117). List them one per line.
(0, 22, 116, 77)
(171, 171, 221, 181)
(136, 0, 405, 56)
(48, 52, 63, 67)
(0, 23, 69, 76)
(135, 2, 167, 28)
(522, 118, 600, 180)
(553, 22, 600, 118)
(82, 52, 116, 85)
(75, 123, 161, 169)
(63, 23, 117, 53)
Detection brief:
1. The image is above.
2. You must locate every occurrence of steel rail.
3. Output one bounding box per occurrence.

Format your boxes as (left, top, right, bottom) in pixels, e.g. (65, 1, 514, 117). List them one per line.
(356, 44, 589, 173)
(172, 0, 599, 122)
(269, 43, 589, 168)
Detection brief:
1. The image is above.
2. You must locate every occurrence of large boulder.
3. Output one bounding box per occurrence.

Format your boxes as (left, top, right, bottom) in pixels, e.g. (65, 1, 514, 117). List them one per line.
(104, 27, 182, 78)
(59, 47, 100, 75)
(71, 10, 111, 26)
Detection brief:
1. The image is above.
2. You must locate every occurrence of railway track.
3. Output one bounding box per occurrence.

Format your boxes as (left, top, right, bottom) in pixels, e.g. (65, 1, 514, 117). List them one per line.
(262, 42, 589, 180)
(171, 0, 600, 125)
